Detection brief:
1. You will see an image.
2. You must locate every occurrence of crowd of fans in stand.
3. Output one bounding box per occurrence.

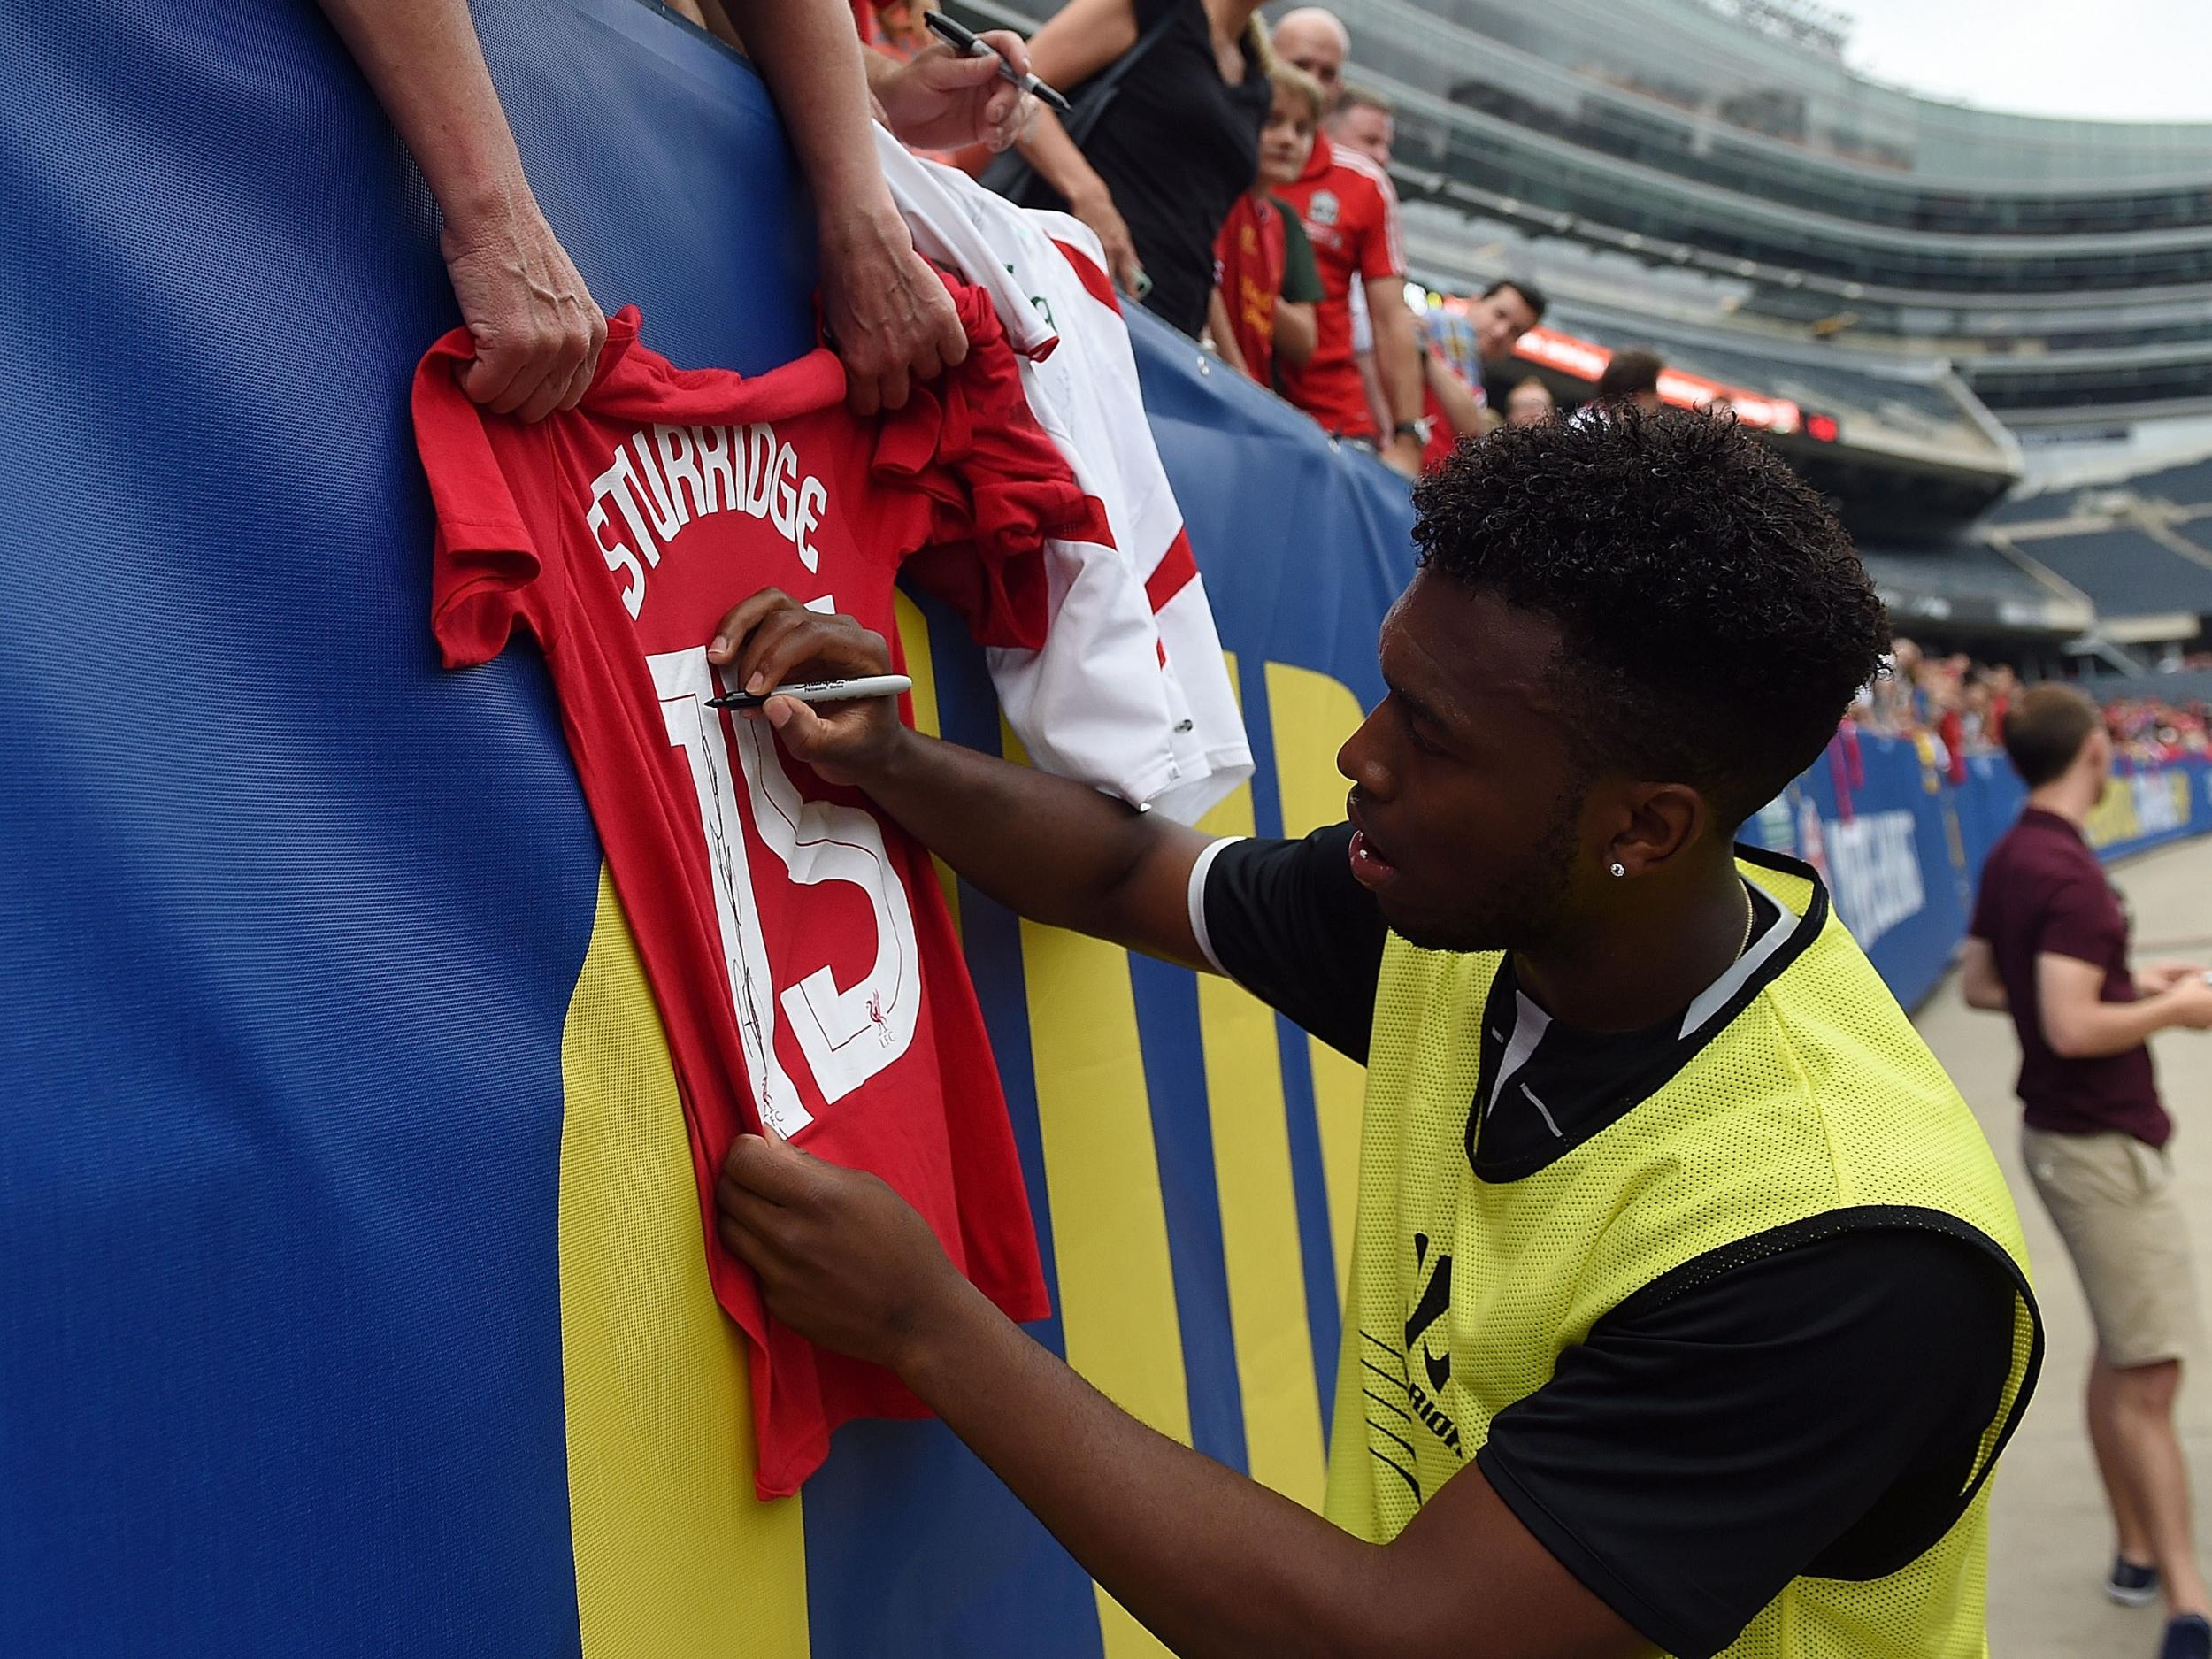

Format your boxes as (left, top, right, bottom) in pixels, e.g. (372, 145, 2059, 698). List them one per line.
(1192, 11, 1553, 476)
(333, 0, 2212, 783)
(1854, 640, 2211, 774)
(2106, 690, 2212, 767)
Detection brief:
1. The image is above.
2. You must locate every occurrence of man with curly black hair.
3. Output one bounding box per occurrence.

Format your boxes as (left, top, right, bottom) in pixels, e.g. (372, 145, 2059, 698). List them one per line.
(702, 409, 2042, 1659)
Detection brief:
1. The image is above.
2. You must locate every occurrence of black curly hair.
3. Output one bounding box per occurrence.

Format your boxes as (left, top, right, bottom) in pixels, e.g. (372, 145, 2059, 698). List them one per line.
(1411, 406, 1888, 830)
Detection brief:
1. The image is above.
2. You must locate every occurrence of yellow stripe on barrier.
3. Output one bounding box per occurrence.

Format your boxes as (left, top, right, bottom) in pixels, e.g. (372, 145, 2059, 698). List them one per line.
(1193, 690, 1328, 1507)
(1263, 663, 1371, 1303)
(559, 869, 809, 1659)
(1022, 914, 1189, 1659)
(892, 590, 959, 926)
(891, 591, 942, 740)
(1009, 725, 1187, 1659)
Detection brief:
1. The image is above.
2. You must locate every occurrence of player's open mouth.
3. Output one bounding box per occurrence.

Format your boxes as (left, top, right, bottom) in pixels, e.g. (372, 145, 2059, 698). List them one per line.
(1348, 827, 1398, 888)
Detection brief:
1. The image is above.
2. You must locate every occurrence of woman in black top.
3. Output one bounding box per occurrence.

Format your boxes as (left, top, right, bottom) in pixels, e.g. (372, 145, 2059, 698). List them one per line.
(1009, 0, 1271, 338)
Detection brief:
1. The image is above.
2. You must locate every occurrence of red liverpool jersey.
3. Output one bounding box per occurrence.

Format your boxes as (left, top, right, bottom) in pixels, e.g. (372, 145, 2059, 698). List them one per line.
(412, 290, 1081, 1496)
(1213, 192, 1288, 388)
(1275, 138, 1405, 441)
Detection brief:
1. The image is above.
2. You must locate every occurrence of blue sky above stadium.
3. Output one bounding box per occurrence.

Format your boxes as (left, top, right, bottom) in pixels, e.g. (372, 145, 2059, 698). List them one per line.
(1844, 0, 2211, 121)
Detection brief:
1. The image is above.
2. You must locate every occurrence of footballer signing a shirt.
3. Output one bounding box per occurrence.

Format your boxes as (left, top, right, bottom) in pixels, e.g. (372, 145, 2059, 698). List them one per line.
(710, 410, 2041, 1659)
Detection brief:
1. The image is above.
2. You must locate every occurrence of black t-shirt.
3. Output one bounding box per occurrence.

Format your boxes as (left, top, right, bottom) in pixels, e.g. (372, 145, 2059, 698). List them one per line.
(1015, 0, 1269, 337)
(1274, 201, 1324, 306)
(1200, 826, 2021, 1659)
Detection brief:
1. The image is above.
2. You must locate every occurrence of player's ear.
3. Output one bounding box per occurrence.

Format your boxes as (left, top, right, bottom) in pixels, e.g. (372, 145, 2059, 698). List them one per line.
(1606, 781, 1706, 879)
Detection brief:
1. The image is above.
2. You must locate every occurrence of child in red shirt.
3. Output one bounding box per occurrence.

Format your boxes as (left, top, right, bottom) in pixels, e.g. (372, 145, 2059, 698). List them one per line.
(1207, 65, 1324, 391)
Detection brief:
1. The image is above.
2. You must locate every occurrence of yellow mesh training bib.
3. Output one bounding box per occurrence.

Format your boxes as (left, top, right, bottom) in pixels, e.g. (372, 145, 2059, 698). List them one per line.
(1324, 849, 2041, 1659)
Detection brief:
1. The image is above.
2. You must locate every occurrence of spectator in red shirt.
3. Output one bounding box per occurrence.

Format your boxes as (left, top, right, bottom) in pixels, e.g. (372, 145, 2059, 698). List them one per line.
(1270, 78, 1422, 473)
(1962, 684, 2212, 1654)
(1329, 84, 1393, 164)
(1207, 65, 1325, 390)
(1417, 280, 1547, 470)
(1310, 88, 1416, 458)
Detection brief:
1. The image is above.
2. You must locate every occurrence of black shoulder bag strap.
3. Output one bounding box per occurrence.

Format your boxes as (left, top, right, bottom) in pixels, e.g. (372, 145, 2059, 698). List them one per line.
(979, 2, 1186, 205)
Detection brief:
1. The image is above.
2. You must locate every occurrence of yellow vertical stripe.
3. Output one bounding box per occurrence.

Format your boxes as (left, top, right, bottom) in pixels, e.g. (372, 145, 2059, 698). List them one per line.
(1005, 726, 1186, 1659)
(1194, 715, 1328, 1508)
(1022, 918, 1189, 1659)
(890, 591, 942, 740)
(1263, 663, 1371, 1303)
(559, 870, 809, 1658)
(892, 591, 959, 926)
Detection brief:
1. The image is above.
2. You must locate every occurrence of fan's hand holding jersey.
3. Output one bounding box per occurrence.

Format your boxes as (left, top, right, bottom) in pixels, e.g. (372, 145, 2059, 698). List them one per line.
(411, 292, 1072, 1497)
(876, 129, 1255, 824)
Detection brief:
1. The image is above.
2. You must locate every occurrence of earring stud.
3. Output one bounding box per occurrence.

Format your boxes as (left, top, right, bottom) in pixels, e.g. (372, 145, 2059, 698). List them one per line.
(1609, 862, 1625, 878)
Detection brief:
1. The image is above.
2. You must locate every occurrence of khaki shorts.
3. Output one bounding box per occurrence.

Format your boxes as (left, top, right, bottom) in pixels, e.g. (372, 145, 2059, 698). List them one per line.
(2024, 1127, 2200, 1369)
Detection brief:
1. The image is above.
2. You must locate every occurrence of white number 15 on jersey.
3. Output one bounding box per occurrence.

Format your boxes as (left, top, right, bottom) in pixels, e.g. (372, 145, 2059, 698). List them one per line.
(649, 638, 919, 1138)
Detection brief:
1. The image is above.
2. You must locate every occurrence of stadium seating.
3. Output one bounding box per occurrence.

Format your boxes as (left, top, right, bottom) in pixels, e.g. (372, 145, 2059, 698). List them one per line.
(2008, 526, 2212, 617)
(2127, 457, 2212, 510)
(1855, 540, 2075, 623)
(2085, 668, 2212, 706)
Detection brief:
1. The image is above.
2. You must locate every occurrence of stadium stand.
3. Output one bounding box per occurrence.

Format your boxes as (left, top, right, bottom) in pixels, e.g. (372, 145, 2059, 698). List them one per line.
(2086, 667, 2212, 708)
(1500, 303, 1985, 434)
(14, 5, 2212, 1654)
(1855, 539, 2088, 634)
(1279, 0, 2212, 425)
(2003, 525, 2212, 619)
(968, 0, 2204, 647)
(2127, 456, 2212, 508)
(1982, 487, 2075, 527)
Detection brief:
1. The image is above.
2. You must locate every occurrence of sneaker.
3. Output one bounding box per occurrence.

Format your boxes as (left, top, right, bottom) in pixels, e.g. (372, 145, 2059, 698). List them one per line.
(2161, 1614, 2212, 1659)
(2112, 1557, 2163, 1607)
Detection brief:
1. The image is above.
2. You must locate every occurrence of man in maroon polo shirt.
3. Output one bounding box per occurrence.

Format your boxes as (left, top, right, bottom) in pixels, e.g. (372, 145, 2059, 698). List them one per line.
(1963, 683, 2212, 1656)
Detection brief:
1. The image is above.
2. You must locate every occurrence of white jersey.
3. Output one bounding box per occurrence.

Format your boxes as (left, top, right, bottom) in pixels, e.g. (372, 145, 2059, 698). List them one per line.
(875, 130, 1252, 824)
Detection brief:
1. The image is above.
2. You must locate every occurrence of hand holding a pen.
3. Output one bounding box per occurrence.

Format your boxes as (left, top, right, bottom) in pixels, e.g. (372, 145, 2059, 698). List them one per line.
(872, 26, 1040, 155)
(707, 589, 909, 788)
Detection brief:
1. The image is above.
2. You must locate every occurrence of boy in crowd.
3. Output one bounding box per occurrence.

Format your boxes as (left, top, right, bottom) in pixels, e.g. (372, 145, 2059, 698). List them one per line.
(1505, 375, 1557, 427)
(1595, 347, 1665, 415)
(1208, 65, 1325, 391)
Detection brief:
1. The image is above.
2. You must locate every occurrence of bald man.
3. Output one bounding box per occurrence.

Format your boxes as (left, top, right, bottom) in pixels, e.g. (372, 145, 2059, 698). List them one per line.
(1271, 6, 1348, 113)
(1269, 7, 1422, 476)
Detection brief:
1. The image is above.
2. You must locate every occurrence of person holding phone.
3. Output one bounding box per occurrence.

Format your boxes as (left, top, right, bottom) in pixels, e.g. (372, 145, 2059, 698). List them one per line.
(991, 0, 1273, 338)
